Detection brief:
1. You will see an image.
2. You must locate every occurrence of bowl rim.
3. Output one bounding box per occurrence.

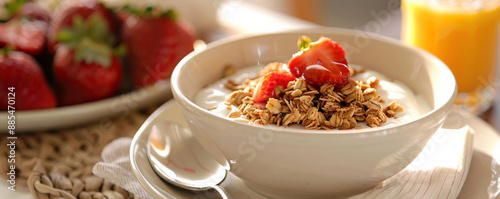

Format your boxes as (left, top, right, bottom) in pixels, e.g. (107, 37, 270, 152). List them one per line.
(171, 27, 457, 137)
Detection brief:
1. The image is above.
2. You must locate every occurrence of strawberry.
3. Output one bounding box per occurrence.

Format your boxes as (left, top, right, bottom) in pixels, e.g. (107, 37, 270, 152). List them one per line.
(14, 2, 51, 23)
(0, 1, 50, 55)
(53, 12, 122, 106)
(288, 36, 350, 87)
(0, 18, 48, 55)
(53, 45, 122, 106)
(252, 72, 295, 103)
(1, 0, 26, 21)
(120, 7, 196, 87)
(0, 47, 56, 110)
(48, 0, 118, 54)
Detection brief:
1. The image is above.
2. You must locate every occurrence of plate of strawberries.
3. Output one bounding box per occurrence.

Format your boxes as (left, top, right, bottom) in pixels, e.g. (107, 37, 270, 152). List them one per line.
(0, 0, 198, 133)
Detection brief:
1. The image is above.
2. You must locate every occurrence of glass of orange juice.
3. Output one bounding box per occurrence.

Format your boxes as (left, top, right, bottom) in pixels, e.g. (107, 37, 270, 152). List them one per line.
(401, 0, 500, 114)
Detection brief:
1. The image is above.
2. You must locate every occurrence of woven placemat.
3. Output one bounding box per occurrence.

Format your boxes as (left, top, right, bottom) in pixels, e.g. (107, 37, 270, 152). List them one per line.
(0, 105, 159, 199)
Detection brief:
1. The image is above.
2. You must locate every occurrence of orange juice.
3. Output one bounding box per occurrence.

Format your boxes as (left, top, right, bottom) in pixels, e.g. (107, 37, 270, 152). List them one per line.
(402, 0, 500, 113)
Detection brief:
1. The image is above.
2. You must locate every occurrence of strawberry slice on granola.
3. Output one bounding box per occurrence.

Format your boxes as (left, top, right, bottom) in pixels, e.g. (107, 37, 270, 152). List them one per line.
(253, 71, 295, 103)
(288, 36, 350, 87)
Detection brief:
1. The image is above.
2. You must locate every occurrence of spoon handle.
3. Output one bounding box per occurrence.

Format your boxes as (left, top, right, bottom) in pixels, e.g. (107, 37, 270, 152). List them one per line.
(212, 185, 231, 199)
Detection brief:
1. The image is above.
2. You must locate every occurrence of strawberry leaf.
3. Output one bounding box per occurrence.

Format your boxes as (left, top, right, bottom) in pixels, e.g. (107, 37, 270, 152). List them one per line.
(75, 37, 111, 67)
(121, 4, 178, 19)
(1, 45, 14, 57)
(56, 29, 84, 47)
(160, 9, 177, 19)
(73, 15, 86, 33)
(86, 13, 114, 46)
(112, 44, 127, 58)
(298, 36, 311, 52)
(121, 5, 141, 16)
(56, 14, 114, 46)
(55, 13, 116, 68)
(2, 0, 28, 21)
(55, 15, 88, 46)
(144, 6, 153, 14)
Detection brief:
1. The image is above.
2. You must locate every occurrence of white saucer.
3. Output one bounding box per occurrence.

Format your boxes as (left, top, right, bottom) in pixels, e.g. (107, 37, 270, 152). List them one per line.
(128, 100, 500, 199)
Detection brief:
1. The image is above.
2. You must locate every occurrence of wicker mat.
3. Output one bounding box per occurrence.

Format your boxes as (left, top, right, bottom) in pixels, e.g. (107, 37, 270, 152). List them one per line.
(0, 105, 159, 199)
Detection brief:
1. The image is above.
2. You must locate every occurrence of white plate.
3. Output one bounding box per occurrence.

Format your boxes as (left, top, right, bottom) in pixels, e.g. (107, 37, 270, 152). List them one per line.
(0, 81, 171, 133)
(129, 100, 500, 199)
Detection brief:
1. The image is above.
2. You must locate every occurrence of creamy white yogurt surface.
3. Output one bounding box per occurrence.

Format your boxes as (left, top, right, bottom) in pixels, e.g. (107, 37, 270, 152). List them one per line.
(194, 65, 431, 129)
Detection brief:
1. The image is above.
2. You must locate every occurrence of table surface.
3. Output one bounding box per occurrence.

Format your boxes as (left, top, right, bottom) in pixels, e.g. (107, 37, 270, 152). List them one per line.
(481, 95, 500, 131)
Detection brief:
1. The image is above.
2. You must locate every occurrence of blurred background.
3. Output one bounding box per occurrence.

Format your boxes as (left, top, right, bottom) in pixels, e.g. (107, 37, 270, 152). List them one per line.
(0, 0, 401, 38)
(246, 0, 402, 38)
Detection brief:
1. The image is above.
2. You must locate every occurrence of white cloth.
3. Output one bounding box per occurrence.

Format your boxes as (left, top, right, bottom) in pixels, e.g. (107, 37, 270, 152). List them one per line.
(350, 126, 472, 198)
(93, 138, 153, 199)
(93, 126, 472, 199)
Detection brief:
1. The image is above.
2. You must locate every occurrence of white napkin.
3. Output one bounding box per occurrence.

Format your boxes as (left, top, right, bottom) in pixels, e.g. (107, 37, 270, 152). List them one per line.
(349, 126, 472, 199)
(93, 138, 153, 199)
(93, 126, 472, 199)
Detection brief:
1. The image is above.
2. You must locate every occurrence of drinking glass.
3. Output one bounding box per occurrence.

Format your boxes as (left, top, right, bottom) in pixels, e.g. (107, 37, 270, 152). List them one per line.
(401, 0, 500, 114)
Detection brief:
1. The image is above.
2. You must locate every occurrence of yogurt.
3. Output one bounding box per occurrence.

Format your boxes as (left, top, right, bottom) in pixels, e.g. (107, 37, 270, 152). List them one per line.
(194, 64, 431, 129)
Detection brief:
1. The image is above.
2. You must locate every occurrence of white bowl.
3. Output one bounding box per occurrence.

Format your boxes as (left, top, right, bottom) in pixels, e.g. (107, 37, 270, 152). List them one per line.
(171, 27, 457, 198)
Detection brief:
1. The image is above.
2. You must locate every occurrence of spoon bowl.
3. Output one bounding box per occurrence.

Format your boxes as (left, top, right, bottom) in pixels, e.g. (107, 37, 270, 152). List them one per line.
(147, 121, 230, 198)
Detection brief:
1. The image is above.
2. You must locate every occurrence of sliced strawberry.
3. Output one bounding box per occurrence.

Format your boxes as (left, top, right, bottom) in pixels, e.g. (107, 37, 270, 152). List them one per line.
(0, 48, 56, 110)
(253, 72, 295, 103)
(288, 36, 350, 87)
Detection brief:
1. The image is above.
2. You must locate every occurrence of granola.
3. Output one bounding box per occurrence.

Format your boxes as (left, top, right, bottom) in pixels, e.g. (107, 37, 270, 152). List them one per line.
(224, 63, 404, 130)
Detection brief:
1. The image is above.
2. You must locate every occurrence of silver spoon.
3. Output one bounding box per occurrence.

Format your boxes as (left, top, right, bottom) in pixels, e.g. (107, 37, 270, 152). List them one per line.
(147, 121, 231, 199)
